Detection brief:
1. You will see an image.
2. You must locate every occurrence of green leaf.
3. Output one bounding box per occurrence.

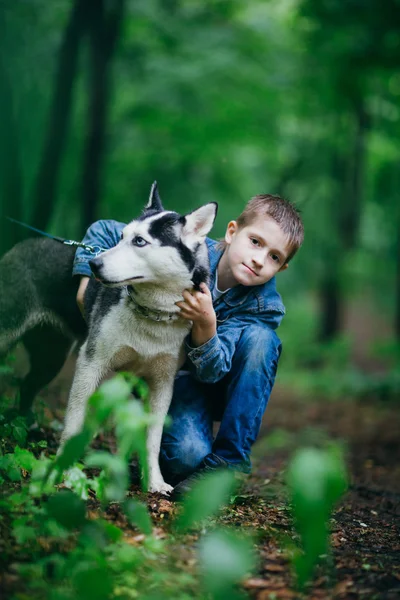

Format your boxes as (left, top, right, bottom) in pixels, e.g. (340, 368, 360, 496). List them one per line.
(124, 499, 153, 535)
(101, 520, 124, 543)
(54, 429, 92, 472)
(0, 454, 21, 481)
(85, 452, 128, 502)
(63, 466, 90, 500)
(176, 469, 237, 531)
(30, 456, 57, 496)
(199, 529, 255, 599)
(89, 376, 133, 424)
(14, 446, 38, 472)
(73, 564, 113, 600)
(109, 543, 142, 568)
(13, 524, 37, 544)
(287, 447, 347, 516)
(286, 446, 348, 588)
(46, 490, 86, 530)
(11, 417, 28, 446)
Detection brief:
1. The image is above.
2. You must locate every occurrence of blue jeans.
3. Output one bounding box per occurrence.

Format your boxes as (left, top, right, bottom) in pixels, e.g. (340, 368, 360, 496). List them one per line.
(159, 324, 281, 485)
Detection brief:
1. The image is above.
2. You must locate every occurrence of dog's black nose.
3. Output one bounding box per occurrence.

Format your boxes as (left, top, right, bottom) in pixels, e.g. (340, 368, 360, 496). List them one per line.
(89, 258, 103, 277)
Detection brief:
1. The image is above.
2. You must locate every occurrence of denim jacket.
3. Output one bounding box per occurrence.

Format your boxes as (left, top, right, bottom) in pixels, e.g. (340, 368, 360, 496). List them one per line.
(73, 220, 286, 384)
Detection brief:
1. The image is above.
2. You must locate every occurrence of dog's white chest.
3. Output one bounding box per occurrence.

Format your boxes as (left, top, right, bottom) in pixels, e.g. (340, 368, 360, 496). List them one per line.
(95, 302, 189, 363)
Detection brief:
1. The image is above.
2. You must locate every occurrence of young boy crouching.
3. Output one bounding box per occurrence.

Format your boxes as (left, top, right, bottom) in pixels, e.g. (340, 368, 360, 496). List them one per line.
(73, 194, 304, 499)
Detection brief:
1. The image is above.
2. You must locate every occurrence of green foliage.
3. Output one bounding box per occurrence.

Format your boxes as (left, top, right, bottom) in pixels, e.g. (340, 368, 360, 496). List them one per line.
(199, 529, 255, 600)
(124, 498, 153, 535)
(176, 469, 237, 531)
(0, 372, 261, 599)
(0, 0, 398, 595)
(0, 371, 354, 598)
(286, 445, 348, 588)
(0, 413, 29, 447)
(46, 490, 87, 530)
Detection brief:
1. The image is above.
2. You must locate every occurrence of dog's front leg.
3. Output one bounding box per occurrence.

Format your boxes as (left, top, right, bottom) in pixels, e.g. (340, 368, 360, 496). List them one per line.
(59, 341, 106, 449)
(146, 375, 175, 495)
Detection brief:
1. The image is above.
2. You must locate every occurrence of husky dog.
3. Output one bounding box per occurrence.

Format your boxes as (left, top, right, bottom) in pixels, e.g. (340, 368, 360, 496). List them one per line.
(0, 184, 217, 494)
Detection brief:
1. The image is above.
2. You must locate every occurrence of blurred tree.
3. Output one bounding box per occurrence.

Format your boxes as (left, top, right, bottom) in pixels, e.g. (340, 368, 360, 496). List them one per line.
(81, 0, 125, 228)
(0, 6, 24, 255)
(1, 0, 399, 356)
(0, 38, 23, 255)
(296, 0, 399, 342)
(30, 0, 90, 231)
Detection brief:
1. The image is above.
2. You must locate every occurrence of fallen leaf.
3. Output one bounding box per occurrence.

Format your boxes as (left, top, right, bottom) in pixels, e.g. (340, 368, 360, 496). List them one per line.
(243, 578, 269, 589)
(265, 563, 285, 572)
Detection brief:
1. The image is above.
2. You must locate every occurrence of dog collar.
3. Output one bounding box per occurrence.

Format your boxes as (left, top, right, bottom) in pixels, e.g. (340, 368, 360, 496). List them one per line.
(125, 286, 180, 322)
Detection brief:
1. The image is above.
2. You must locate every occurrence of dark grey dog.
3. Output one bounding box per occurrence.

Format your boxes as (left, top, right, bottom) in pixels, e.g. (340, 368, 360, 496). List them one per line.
(0, 238, 86, 413)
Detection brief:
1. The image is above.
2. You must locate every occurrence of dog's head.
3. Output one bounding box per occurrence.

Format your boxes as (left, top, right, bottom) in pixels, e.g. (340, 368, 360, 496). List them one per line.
(89, 182, 217, 289)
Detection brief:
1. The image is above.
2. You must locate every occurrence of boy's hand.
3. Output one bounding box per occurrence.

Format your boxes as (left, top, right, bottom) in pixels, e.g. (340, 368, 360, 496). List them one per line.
(76, 276, 90, 320)
(176, 283, 217, 347)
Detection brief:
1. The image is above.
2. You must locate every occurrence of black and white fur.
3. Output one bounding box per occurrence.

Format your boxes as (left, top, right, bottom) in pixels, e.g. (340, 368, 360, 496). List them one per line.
(62, 183, 217, 494)
(0, 183, 217, 494)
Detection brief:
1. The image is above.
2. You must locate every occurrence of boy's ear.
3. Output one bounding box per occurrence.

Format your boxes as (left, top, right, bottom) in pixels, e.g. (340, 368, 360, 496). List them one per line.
(279, 262, 289, 272)
(225, 221, 238, 244)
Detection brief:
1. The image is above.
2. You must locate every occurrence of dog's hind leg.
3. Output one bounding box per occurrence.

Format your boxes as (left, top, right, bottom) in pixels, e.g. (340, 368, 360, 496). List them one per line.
(59, 341, 107, 449)
(19, 325, 73, 415)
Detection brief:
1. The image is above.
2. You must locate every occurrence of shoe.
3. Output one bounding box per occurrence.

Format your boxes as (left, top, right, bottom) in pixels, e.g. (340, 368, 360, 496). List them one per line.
(170, 454, 236, 502)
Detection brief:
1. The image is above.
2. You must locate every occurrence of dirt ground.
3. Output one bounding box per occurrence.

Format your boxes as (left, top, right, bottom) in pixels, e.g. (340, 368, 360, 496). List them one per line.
(245, 386, 400, 599)
(1, 351, 400, 599)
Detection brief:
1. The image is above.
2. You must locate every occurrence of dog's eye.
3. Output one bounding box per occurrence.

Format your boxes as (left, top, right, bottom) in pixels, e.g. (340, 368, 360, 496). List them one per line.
(133, 236, 148, 247)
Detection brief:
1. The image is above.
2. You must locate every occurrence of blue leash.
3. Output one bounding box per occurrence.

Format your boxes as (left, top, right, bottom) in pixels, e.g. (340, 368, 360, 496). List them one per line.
(6, 217, 106, 256)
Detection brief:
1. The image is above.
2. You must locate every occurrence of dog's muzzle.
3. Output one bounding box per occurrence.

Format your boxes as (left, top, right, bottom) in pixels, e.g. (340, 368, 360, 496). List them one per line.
(89, 257, 103, 278)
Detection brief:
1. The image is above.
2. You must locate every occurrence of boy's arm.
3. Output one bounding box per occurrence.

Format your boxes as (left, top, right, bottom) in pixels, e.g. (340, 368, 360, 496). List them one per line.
(176, 283, 217, 347)
(77, 277, 90, 318)
(184, 309, 284, 384)
(73, 220, 126, 317)
(73, 219, 126, 277)
(176, 282, 284, 383)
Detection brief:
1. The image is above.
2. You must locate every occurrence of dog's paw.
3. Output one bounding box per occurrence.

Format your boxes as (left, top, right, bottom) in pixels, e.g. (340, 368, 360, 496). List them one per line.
(149, 480, 174, 496)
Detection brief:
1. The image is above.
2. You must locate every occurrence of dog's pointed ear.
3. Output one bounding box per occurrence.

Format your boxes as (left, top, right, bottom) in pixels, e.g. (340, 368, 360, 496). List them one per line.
(145, 181, 164, 212)
(181, 202, 218, 245)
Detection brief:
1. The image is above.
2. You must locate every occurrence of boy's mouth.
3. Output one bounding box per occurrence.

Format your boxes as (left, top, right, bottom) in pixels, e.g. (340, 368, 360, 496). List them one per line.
(243, 264, 258, 276)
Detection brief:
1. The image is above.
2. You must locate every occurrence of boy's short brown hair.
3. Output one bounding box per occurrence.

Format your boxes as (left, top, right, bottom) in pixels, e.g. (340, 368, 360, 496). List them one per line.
(236, 194, 304, 263)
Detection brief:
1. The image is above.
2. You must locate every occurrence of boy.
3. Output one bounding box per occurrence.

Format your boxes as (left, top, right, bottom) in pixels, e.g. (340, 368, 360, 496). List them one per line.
(73, 193, 304, 499)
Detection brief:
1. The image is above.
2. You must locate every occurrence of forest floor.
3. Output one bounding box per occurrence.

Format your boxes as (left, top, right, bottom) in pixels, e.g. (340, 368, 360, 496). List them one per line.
(1, 355, 399, 600)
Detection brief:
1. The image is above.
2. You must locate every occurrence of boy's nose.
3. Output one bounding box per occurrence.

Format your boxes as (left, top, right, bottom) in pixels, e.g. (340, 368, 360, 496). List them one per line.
(251, 256, 263, 268)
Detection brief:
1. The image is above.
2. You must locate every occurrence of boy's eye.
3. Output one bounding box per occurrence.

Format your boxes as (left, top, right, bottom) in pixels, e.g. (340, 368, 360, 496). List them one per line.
(250, 237, 260, 246)
(271, 254, 280, 262)
(133, 236, 148, 247)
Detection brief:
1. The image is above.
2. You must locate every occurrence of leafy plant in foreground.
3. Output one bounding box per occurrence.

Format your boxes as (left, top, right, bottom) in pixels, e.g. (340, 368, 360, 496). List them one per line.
(286, 445, 348, 588)
(1, 374, 258, 599)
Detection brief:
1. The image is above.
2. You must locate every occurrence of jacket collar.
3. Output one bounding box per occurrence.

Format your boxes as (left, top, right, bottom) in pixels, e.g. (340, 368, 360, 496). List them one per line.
(206, 238, 285, 312)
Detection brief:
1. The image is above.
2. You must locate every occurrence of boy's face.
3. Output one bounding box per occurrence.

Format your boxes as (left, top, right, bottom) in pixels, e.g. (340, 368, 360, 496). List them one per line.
(220, 216, 291, 288)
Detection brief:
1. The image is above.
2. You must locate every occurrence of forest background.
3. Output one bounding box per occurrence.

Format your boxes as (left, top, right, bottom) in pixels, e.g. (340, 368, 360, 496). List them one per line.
(1, 1, 400, 598)
(1, 0, 399, 390)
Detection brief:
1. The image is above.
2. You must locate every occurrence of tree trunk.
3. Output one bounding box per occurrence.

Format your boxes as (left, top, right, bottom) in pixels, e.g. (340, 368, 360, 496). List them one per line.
(81, 0, 125, 229)
(395, 176, 400, 342)
(340, 103, 368, 250)
(30, 0, 90, 230)
(318, 258, 341, 342)
(0, 43, 23, 256)
(319, 105, 367, 342)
